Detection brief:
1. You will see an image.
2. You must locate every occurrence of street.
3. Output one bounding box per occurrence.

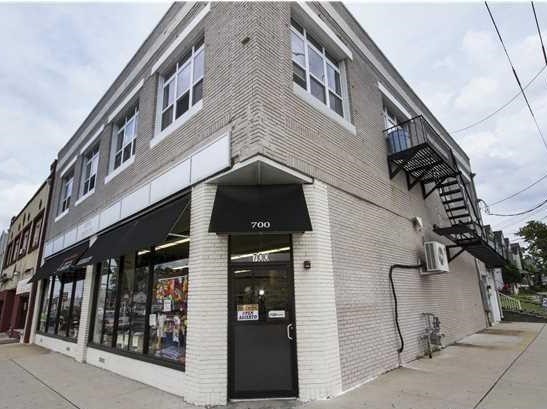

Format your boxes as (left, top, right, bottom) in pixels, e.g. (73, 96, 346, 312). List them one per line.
(0, 322, 544, 409)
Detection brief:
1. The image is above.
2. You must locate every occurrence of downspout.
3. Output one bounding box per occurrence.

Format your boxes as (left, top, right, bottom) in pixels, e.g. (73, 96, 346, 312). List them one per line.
(23, 159, 57, 343)
(389, 263, 424, 355)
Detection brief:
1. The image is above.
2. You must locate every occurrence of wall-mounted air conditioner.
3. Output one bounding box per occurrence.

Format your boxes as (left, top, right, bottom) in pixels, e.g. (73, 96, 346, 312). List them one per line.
(423, 241, 449, 274)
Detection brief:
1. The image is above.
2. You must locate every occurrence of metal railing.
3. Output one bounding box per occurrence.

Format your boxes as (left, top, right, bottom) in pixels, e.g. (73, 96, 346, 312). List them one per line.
(499, 292, 522, 311)
(384, 115, 456, 169)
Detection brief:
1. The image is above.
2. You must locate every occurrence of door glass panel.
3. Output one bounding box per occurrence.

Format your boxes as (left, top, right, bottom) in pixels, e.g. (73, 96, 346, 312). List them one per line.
(230, 235, 290, 264)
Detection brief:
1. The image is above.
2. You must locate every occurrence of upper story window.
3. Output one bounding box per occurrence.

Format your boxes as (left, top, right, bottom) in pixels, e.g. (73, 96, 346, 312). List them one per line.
(31, 214, 43, 250)
(383, 106, 399, 129)
(59, 171, 74, 214)
(291, 19, 344, 117)
(159, 37, 204, 132)
(112, 106, 138, 171)
(81, 144, 99, 196)
(11, 236, 20, 263)
(19, 227, 30, 257)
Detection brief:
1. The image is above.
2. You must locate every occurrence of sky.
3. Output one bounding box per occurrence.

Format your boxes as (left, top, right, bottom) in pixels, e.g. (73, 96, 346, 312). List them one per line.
(0, 2, 546, 246)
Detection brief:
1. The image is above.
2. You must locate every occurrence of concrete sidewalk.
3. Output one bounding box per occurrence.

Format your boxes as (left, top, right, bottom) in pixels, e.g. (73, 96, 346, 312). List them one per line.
(0, 322, 544, 409)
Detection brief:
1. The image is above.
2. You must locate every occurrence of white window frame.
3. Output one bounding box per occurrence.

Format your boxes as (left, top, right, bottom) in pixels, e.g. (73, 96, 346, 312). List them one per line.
(77, 144, 100, 205)
(291, 20, 345, 118)
(158, 39, 204, 136)
(59, 172, 74, 215)
(111, 106, 139, 173)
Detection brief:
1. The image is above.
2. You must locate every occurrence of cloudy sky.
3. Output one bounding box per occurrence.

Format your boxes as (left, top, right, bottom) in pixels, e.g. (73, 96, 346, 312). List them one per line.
(1, 2, 546, 245)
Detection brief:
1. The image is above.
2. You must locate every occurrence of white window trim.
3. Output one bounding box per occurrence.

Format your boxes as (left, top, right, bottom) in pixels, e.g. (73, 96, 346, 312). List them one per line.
(294, 1, 353, 61)
(74, 188, 95, 207)
(107, 80, 144, 123)
(150, 99, 203, 148)
(109, 107, 139, 175)
(293, 83, 356, 135)
(378, 82, 412, 120)
(60, 156, 77, 178)
(80, 145, 100, 199)
(54, 209, 69, 223)
(104, 155, 135, 185)
(79, 125, 105, 155)
(154, 41, 204, 142)
(151, 3, 211, 74)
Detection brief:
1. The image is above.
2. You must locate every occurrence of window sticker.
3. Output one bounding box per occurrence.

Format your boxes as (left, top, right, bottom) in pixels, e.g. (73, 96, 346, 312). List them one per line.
(237, 304, 259, 321)
(268, 310, 286, 319)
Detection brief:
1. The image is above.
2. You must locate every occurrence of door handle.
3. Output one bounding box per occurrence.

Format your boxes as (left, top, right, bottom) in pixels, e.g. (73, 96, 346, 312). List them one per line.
(287, 323, 294, 340)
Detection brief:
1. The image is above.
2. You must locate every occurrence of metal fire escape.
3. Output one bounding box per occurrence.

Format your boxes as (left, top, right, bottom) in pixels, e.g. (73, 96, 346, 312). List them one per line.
(385, 115, 506, 268)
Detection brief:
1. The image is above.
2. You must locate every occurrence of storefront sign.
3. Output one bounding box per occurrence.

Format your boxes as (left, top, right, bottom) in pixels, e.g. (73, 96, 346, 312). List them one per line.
(237, 304, 259, 321)
(268, 310, 285, 319)
(16, 278, 32, 295)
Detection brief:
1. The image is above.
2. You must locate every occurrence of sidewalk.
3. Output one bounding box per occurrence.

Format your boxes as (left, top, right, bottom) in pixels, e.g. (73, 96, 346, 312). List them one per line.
(0, 322, 544, 409)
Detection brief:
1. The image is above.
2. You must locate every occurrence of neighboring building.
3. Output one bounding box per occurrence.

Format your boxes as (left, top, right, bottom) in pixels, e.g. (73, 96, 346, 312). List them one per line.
(31, 3, 507, 405)
(0, 231, 7, 276)
(1, 162, 55, 342)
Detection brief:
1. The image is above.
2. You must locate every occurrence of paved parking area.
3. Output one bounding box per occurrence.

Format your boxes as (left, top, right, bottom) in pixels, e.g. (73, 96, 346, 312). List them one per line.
(0, 322, 544, 409)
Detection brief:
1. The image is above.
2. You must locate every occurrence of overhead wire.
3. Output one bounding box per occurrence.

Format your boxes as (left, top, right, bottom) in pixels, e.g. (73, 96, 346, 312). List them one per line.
(486, 198, 547, 217)
(450, 65, 547, 134)
(487, 171, 547, 207)
(485, 1, 547, 152)
(531, 1, 547, 66)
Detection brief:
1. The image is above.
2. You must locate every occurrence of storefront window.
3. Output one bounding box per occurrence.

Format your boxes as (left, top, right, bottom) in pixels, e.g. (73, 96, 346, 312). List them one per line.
(69, 274, 85, 339)
(89, 197, 190, 368)
(47, 276, 61, 333)
(147, 237, 189, 365)
(57, 279, 73, 335)
(115, 253, 149, 353)
(92, 258, 119, 346)
(39, 271, 86, 340)
(38, 277, 52, 332)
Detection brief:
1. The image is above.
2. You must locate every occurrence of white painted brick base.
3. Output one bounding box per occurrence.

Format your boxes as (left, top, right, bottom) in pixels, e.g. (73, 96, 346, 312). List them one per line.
(184, 182, 228, 405)
(293, 180, 343, 400)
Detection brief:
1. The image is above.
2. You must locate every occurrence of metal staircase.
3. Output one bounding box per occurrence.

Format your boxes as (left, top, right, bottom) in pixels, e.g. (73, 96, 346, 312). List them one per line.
(385, 115, 506, 267)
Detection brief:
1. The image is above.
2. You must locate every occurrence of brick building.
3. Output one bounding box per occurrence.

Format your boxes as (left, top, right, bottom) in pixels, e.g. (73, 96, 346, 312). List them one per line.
(30, 2, 506, 405)
(1, 163, 55, 342)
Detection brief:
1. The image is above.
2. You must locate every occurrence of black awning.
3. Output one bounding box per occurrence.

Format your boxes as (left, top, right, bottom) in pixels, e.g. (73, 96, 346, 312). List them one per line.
(30, 241, 89, 283)
(77, 194, 190, 266)
(209, 185, 312, 234)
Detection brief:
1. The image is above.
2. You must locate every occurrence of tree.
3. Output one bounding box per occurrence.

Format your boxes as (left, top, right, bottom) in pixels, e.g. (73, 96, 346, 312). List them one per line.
(502, 262, 521, 284)
(517, 221, 547, 286)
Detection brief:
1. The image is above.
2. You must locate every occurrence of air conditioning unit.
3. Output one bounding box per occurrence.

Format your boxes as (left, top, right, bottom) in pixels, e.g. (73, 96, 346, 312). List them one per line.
(424, 241, 449, 274)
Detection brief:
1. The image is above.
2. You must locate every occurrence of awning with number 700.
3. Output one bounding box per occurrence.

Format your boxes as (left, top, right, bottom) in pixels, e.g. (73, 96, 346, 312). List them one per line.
(208, 185, 312, 234)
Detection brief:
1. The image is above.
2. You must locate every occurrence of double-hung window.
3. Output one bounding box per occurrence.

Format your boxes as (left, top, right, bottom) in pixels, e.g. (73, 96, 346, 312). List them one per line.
(59, 172, 74, 213)
(291, 19, 344, 117)
(81, 145, 99, 196)
(160, 38, 204, 132)
(113, 107, 138, 171)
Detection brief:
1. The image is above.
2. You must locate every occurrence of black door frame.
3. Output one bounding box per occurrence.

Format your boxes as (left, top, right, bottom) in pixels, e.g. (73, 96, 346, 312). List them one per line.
(227, 235, 299, 400)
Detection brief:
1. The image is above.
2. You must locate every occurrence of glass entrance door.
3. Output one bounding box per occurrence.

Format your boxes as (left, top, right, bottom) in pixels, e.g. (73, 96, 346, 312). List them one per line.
(228, 235, 298, 399)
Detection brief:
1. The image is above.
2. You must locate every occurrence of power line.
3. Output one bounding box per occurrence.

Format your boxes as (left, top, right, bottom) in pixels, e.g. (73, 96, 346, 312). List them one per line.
(495, 205, 547, 230)
(485, 1, 547, 152)
(532, 1, 547, 66)
(487, 198, 547, 217)
(488, 171, 547, 206)
(451, 65, 547, 134)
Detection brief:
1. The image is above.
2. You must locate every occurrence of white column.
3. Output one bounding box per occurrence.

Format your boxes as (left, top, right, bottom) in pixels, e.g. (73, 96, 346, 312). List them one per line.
(75, 265, 95, 363)
(293, 180, 343, 400)
(184, 183, 228, 406)
(29, 281, 42, 344)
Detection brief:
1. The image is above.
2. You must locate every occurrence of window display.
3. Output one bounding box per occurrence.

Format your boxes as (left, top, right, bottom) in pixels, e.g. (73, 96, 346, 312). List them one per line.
(89, 198, 190, 369)
(38, 277, 52, 332)
(92, 258, 119, 346)
(37, 270, 86, 340)
(147, 239, 189, 364)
